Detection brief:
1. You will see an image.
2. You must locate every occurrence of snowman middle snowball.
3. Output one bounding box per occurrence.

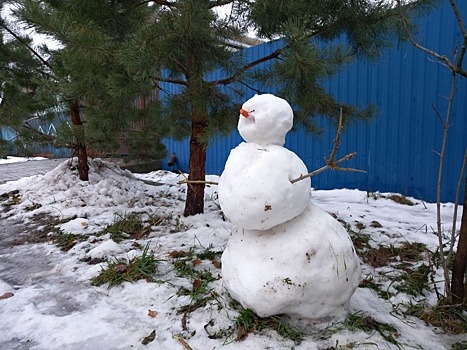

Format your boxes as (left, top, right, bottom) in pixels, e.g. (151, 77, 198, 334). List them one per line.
(218, 94, 311, 230)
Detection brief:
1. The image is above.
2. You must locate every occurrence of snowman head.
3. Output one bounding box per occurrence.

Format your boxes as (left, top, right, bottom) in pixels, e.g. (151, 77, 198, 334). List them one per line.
(238, 94, 293, 146)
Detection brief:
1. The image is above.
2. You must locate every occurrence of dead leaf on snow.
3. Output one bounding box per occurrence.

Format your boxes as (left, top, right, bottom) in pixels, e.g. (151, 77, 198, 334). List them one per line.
(168, 250, 190, 258)
(192, 258, 202, 266)
(148, 309, 158, 318)
(192, 278, 202, 291)
(142, 330, 156, 345)
(211, 259, 221, 269)
(0, 292, 14, 300)
(114, 264, 128, 272)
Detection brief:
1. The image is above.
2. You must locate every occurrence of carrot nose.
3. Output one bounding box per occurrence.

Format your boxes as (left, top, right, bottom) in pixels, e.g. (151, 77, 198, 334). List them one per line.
(240, 108, 249, 117)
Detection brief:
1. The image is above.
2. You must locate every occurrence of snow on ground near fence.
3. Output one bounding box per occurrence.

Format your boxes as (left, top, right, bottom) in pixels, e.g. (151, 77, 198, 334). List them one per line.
(0, 158, 465, 349)
(0, 156, 47, 164)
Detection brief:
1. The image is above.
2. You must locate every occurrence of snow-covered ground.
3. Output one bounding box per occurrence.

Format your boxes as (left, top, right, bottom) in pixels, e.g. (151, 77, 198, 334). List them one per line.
(0, 157, 465, 350)
(0, 156, 47, 164)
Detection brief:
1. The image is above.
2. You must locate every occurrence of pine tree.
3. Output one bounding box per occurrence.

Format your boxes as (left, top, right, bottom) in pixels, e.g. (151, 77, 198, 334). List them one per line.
(117, 0, 434, 216)
(0, 15, 58, 156)
(1, 0, 167, 179)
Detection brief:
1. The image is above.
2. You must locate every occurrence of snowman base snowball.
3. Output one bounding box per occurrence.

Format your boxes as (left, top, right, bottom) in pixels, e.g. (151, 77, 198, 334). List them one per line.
(221, 202, 362, 324)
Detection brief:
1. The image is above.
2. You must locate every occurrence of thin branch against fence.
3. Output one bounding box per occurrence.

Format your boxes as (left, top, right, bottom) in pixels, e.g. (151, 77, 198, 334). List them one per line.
(397, 0, 467, 77)
(449, 0, 467, 72)
(291, 108, 365, 184)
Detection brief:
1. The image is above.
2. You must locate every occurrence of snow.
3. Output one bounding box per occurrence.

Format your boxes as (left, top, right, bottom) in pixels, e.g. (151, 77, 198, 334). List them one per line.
(221, 202, 361, 321)
(0, 156, 47, 164)
(218, 143, 311, 230)
(86, 239, 124, 260)
(0, 157, 465, 350)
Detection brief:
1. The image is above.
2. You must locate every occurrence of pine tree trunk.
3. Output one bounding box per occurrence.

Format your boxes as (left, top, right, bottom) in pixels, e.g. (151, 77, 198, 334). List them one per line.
(70, 100, 89, 181)
(451, 175, 467, 306)
(183, 117, 207, 216)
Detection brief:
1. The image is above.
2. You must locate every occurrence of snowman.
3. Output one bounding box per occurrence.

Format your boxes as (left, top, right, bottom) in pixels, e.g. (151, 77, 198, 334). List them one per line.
(218, 94, 361, 326)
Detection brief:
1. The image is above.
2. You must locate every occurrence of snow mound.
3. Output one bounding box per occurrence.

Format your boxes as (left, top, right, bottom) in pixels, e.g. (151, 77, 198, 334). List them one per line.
(0, 280, 14, 294)
(60, 218, 89, 234)
(0, 158, 158, 221)
(86, 239, 123, 260)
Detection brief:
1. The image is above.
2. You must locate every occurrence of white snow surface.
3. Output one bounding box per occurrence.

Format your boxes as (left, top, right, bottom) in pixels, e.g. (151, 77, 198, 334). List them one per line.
(222, 202, 361, 321)
(0, 156, 47, 164)
(238, 94, 293, 146)
(218, 143, 311, 230)
(0, 157, 465, 350)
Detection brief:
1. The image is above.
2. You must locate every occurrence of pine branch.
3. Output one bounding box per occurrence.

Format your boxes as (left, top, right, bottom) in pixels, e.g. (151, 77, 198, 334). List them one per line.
(136, 0, 177, 7)
(153, 76, 188, 85)
(0, 21, 52, 73)
(210, 1, 405, 87)
(20, 122, 56, 142)
(209, 0, 236, 8)
(209, 48, 283, 85)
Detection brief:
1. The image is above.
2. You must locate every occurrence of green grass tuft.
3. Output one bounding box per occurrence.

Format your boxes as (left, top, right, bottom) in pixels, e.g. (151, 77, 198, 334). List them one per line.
(394, 263, 431, 296)
(451, 341, 467, 350)
(331, 312, 401, 347)
(404, 300, 467, 334)
(97, 212, 153, 242)
(56, 233, 81, 251)
(346, 227, 371, 254)
(91, 245, 162, 288)
(359, 277, 393, 300)
(233, 307, 304, 344)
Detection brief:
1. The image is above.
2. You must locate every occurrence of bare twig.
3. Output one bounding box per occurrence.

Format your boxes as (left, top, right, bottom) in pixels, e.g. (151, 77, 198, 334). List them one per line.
(434, 71, 458, 300)
(291, 108, 365, 184)
(397, 0, 467, 301)
(449, 0, 467, 74)
(397, 0, 467, 77)
(172, 334, 194, 350)
(291, 152, 364, 184)
(177, 172, 196, 189)
(178, 179, 219, 186)
(327, 109, 344, 164)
